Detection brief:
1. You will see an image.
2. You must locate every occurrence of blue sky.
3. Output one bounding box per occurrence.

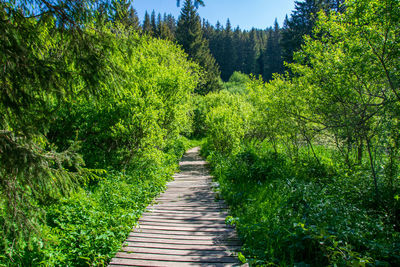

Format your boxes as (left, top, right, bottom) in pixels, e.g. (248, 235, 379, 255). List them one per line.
(133, 0, 296, 30)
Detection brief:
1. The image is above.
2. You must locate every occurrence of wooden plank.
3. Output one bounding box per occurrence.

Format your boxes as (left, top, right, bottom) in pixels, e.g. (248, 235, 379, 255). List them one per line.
(125, 237, 241, 246)
(149, 203, 227, 209)
(145, 210, 228, 216)
(162, 187, 213, 191)
(166, 185, 211, 189)
(157, 195, 216, 198)
(110, 259, 239, 267)
(141, 215, 228, 220)
(171, 178, 212, 182)
(139, 215, 228, 222)
(114, 252, 238, 263)
(162, 191, 216, 195)
(129, 233, 239, 241)
(170, 180, 210, 184)
(146, 207, 225, 212)
(133, 228, 235, 236)
(123, 241, 241, 251)
(150, 203, 226, 208)
(179, 161, 208, 165)
(141, 214, 227, 220)
(121, 247, 236, 257)
(139, 218, 225, 225)
(154, 200, 219, 204)
(137, 224, 231, 231)
(138, 219, 230, 227)
(147, 206, 225, 212)
(165, 186, 211, 190)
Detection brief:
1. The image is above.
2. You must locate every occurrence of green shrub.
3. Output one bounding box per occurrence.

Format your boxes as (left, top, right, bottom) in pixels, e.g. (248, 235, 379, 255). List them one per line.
(224, 71, 251, 94)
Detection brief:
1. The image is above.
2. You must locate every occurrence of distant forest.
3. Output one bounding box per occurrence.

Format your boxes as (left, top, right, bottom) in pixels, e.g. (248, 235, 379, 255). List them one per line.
(127, 0, 345, 81)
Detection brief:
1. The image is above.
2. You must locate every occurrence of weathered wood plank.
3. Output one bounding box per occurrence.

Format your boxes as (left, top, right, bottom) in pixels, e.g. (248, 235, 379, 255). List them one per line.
(125, 237, 241, 246)
(146, 206, 225, 212)
(148, 203, 227, 209)
(121, 247, 236, 257)
(145, 210, 228, 216)
(129, 232, 239, 241)
(109, 259, 239, 267)
(133, 228, 235, 236)
(123, 242, 241, 251)
(154, 199, 224, 204)
(149, 203, 227, 209)
(138, 220, 231, 228)
(143, 213, 229, 219)
(139, 215, 228, 222)
(137, 225, 231, 232)
(114, 252, 238, 263)
(137, 224, 234, 231)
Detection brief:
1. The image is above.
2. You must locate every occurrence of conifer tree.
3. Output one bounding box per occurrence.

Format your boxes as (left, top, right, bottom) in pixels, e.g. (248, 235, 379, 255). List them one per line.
(263, 19, 283, 80)
(164, 14, 177, 35)
(142, 11, 152, 35)
(245, 29, 259, 74)
(176, 0, 221, 94)
(158, 14, 175, 40)
(220, 19, 236, 81)
(126, 6, 140, 30)
(1, 0, 115, 248)
(112, 0, 139, 30)
(112, 0, 130, 22)
(150, 10, 157, 34)
(177, 0, 204, 8)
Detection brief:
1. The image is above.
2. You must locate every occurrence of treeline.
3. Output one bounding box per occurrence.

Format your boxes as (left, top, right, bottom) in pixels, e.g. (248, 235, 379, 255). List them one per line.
(130, 0, 346, 82)
(1, 0, 200, 265)
(198, 0, 400, 265)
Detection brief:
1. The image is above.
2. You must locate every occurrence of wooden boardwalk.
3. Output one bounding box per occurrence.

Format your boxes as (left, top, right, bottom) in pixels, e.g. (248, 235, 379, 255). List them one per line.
(109, 147, 242, 267)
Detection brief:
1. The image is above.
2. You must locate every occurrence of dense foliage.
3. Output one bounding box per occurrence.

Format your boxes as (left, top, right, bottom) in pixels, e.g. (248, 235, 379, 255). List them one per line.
(200, 0, 400, 265)
(0, 0, 199, 265)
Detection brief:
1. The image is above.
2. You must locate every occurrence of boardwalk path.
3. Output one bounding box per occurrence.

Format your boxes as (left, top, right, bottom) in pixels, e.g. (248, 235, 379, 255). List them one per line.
(109, 147, 242, 266)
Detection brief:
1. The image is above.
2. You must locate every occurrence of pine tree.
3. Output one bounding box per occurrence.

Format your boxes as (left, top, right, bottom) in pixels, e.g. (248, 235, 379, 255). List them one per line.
(158, 14, 175, 40)
(126, 6, 140, 30)
(176, 0, 221, 94)
(245, 29, 259, 74)
(165, 14, 177, 36)
(142, 11, 152, 35)
(263, 19, 283, 81)
(233, 26, 244, 73)
(156, 13, 163, 37)
(1, 0, 113, 247)
(219, 19, 236, 81)
(150, 10, 157, 34)
(111, 0, 131, 23)
(177, 0, 204, 8)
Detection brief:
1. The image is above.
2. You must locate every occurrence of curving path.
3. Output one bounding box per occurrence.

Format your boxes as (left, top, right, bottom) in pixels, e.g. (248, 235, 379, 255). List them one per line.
(109, 147, 242, 267)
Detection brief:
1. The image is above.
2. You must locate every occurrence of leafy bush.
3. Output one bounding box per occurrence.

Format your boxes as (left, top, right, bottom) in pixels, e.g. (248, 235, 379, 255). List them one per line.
(224, 71, 251, 94)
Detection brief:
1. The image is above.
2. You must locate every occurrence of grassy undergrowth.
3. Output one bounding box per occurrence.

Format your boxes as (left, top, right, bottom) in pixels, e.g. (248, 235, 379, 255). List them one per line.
(202, 141, 400, 266)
